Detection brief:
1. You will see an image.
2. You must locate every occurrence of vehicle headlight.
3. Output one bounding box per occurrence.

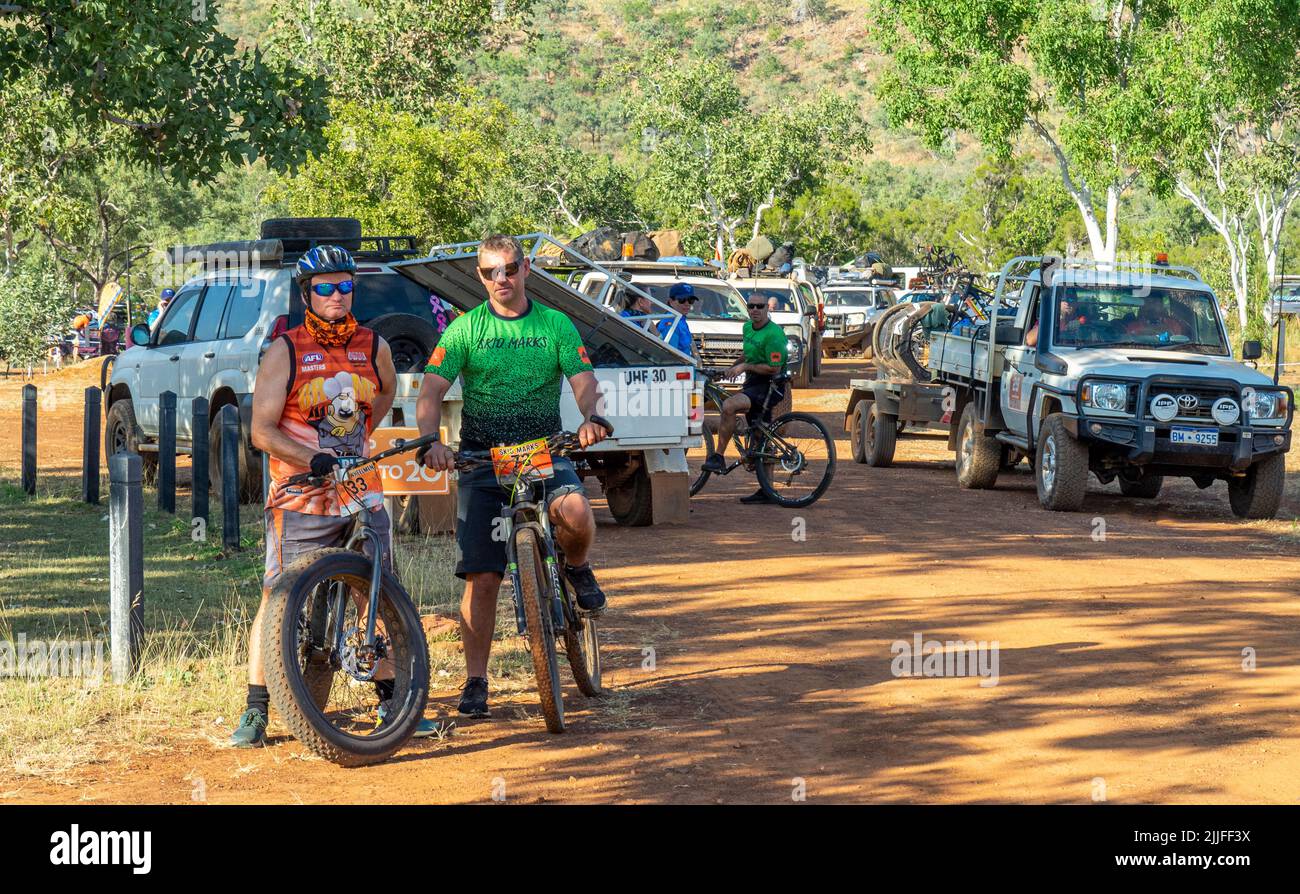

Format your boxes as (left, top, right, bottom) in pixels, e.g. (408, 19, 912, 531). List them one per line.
(1244, 389, 1286, 423)
(846, 313, 865, 327)
(1082, 381, 1130, 413)
(785, 336, 803, 363)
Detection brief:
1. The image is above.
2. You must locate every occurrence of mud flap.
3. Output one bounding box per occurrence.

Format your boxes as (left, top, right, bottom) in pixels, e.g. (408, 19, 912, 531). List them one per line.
(644, 448, 689, 525)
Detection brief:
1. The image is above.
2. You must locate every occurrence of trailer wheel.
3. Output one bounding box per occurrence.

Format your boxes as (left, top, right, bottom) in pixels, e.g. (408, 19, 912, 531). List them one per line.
(850, 402, 868, 464)
(1036, 413, 1088, 511)
(955, 403, 1000, 489)
(606, 463, 654, 526)
(1228, 453, 1285, 519)
(864, 403, 897, 467)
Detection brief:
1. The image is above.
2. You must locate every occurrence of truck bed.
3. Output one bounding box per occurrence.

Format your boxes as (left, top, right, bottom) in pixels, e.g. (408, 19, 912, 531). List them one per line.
(928, 331, 1007, 382)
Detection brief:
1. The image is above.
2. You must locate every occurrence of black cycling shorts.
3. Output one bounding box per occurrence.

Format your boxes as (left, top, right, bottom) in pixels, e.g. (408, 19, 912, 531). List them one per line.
(741, 380, 786, 424)
(454, 456, 584, 579)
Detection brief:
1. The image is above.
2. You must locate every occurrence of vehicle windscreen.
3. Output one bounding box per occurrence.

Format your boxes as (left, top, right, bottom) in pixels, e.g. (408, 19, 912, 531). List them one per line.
(824, 289, 889, 308)
(736, 287, 799, 313)
(640, 282, 748, 320)
(1052, 286, 1227, 354)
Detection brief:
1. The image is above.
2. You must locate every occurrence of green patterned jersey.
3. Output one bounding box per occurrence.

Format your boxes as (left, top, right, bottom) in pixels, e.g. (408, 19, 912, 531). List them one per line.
(424, 299, 594, 449)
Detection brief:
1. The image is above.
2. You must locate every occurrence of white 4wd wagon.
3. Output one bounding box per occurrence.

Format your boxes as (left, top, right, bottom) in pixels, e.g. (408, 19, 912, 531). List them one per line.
(105, 218, 447, 502)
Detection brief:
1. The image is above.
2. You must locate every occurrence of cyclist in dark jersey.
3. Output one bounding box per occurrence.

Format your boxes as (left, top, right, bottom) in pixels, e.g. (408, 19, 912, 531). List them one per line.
(416, 235, 612, 719)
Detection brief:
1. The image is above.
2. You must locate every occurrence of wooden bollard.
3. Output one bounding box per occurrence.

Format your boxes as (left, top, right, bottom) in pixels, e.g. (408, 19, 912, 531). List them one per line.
(82, 386, 101, 504)
(109, 452, 144, 683)
(21, 384, 36, 495)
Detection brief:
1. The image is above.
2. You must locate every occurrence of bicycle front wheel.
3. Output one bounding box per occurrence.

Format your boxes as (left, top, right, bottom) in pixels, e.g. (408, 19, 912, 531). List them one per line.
(262, 548, 430, 767)
(515, 528, 565, 733)
(755, 412, 837, 508)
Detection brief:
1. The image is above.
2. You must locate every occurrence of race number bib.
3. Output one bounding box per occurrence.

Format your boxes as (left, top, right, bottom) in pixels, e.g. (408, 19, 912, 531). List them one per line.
(490, 438, 555, 487)
(334, 459, 384, 517)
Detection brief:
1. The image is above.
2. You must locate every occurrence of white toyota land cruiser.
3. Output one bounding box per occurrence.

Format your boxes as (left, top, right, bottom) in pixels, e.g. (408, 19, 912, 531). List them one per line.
(929, 256, 1292, 518)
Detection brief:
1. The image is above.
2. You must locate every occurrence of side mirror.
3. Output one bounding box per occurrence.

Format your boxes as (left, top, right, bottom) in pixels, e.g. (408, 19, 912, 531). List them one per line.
(130, 323, 151, 347)
(1242, 340, 1262, 361)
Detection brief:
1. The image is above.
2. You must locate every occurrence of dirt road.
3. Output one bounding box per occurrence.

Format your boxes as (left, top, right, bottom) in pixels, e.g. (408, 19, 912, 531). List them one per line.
(4, 359, 1300, 803)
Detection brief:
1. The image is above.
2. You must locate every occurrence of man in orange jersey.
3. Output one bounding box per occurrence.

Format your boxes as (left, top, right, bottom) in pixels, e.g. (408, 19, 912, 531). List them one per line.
(230, 244, 437, 747)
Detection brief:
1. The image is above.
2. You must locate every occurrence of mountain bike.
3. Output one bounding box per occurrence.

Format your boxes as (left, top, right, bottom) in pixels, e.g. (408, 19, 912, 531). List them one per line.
(687, 369, 836, 506)
(260, 433, 439, 767)
(453, 430, 608, 734)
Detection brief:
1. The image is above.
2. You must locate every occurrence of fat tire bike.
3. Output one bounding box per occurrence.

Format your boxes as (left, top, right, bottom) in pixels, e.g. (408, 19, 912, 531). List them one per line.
(260, 434, 439, 767)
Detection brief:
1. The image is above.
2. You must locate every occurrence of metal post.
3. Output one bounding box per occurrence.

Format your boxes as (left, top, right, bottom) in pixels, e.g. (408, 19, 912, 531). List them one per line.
(109, 452, 144, 683)
(191, 397, 209, 528)
(158, 390, 176, 513)
(82, 387, 101, 504)
(21, 384, 36, 495)
(220, 405, 240, 551)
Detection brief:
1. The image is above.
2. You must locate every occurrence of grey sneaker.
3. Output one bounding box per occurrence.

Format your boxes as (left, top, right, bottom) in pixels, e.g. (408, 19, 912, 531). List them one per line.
(230, 708, 267, 748)
(376, 702, 445, 738)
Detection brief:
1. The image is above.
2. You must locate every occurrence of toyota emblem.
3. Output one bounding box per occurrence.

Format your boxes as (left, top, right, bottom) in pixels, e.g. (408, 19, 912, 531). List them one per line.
(1177, 393, 1199, 412)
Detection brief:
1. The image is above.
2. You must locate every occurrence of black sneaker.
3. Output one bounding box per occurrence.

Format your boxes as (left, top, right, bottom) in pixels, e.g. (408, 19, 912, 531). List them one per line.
(739, 489, 775, 504)
(458, 677, 490, 718)
(564, 562, 607, 613)
(700, 452, 727, 474)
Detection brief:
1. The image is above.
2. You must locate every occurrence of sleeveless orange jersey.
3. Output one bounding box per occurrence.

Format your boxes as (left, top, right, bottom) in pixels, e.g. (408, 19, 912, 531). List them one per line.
(265, 325, 385, 515)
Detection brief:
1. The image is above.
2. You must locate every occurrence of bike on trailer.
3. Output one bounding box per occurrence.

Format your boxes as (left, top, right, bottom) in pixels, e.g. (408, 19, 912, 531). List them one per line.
(261, 433, 441, 767)
(450, 430, 608, 734)
(688, 369, 837, 506)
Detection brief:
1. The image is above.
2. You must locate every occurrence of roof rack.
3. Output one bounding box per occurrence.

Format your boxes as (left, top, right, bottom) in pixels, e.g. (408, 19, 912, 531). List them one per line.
(167, 235, 423, 270)
(1041, 255, 1205, 284)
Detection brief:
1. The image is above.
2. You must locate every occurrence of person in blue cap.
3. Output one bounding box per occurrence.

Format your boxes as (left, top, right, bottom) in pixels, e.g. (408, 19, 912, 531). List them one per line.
(147, 288, 175, 330)
(657, 282, 697, 358)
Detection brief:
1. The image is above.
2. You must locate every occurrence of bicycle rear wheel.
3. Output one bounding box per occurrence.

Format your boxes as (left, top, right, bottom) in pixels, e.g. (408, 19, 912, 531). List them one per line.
(563, 606, 602, 697)
(755, 412, 837, 508)
(515, 528, 565, 733)
(262, 548, 430, 767)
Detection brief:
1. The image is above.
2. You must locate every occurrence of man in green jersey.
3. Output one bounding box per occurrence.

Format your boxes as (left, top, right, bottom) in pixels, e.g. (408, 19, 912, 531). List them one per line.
(416, 235, 612, 718)
(701, 293, 789, 504)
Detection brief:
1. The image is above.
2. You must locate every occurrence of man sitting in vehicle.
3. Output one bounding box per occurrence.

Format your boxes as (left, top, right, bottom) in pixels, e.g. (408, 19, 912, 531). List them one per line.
(1125, 295, 1191, 340)
(230, 245, 440, 747)
(700, 294, 788, 504)
(658, 282, 697, 358)
(416, 234, 612, 720)
(1026, 295, 1087, 347)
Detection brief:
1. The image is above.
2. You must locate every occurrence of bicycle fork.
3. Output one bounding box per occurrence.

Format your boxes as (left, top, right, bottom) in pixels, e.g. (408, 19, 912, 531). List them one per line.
(503, 510, 566, 637)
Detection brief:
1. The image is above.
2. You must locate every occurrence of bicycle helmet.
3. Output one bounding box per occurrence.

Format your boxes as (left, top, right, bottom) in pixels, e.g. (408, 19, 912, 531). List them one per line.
(296, 244, 356, 286)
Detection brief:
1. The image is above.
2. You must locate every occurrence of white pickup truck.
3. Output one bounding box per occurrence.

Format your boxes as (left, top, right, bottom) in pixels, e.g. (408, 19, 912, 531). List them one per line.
(394, 235, 703, 526)
(928, 256, 1293, 518)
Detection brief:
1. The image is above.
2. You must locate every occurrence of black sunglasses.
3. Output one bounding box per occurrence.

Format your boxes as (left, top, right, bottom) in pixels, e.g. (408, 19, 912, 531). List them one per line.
(746, 302, 768, 310)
